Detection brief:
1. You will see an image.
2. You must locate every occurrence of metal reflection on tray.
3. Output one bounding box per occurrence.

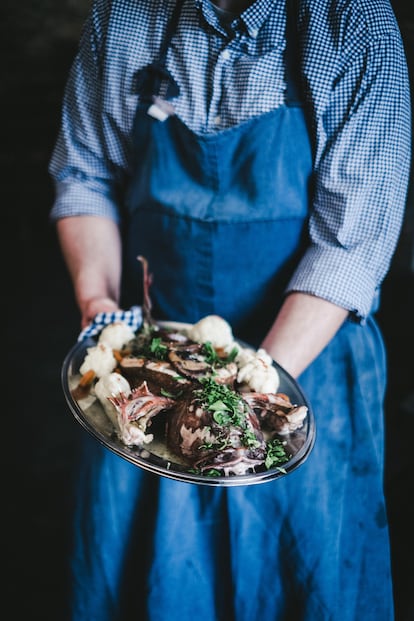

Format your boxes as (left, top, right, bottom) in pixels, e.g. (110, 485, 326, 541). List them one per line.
(61, 328, 315, 487)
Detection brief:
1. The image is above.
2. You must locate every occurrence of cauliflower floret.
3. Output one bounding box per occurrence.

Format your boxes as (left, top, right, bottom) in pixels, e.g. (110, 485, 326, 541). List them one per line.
(237, 347, 280, 393)
(79, 342, 117, 378)
(235, 346, 257, 367)
(187, 315, 234, 349)
(98, 321, 136, 350)
(94, 372, 132, 426)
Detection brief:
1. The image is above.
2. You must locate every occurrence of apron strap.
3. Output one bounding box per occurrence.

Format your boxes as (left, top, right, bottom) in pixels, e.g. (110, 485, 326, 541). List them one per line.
(285, 0, 302, 106)
(135, 1, 184, 102)
(158, 0, 185, 65)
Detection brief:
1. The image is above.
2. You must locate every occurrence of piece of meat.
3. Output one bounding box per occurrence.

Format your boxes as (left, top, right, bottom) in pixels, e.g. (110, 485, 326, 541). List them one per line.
(108, 381, 176, 446)
(119, 355, 191, 395)
(242, 392, 308, 435)
(166, 380, 266, 475)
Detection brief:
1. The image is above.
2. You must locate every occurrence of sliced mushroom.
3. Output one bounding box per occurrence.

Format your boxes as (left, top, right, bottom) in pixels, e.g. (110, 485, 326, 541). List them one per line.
(168, 344, 211, 379)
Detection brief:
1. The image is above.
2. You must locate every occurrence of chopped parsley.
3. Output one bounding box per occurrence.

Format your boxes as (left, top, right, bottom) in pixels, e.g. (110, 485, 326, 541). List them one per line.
(149, 337, 169, 359)
(242, 429, 262, 449)
(160, 387, 183, 398)
(202, 341, 238, 367)
(195, 377, 248, 429)
(265, 438, 290, 471)
(193, 377, 265, 452)
(188, 468, 222, 477)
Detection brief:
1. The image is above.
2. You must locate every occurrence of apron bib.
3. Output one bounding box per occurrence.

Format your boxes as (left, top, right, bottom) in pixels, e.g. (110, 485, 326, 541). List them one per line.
(124, 0, 312, 344)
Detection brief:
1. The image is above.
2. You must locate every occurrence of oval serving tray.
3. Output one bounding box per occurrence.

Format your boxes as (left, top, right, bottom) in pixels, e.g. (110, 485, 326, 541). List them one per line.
(61, 325, 316, 487)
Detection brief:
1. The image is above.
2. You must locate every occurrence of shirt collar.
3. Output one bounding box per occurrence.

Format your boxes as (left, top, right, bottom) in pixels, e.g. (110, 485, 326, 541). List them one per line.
(195, 0, 281, 39)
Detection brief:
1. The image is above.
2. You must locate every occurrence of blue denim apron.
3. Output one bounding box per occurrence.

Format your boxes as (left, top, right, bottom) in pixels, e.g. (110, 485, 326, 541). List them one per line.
(70, 3, 394, 620)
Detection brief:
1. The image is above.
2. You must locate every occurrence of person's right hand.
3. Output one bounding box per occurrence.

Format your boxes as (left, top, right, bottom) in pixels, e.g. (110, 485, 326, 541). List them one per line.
(80, 296, 120, 329)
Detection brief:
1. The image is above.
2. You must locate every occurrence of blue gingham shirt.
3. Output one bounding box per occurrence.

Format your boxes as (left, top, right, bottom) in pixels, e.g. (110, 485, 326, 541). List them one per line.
(49, 0, 412, 320)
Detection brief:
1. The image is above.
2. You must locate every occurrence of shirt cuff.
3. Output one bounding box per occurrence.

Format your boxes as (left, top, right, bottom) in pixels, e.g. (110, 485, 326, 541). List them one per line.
(286, 245, 380, 321)
(49, 180, 120, 223)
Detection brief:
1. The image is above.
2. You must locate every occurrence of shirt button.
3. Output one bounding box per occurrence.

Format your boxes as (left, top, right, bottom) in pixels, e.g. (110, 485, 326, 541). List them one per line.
(222, 49, 230, 60)
(214, 115, 221, 126)
(249, 28, 259, 38)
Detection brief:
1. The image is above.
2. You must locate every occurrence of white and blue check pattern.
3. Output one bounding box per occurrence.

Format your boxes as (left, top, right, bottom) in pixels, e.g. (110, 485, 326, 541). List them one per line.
(77, 306, 143, 342)
(49, 0, 412, 320)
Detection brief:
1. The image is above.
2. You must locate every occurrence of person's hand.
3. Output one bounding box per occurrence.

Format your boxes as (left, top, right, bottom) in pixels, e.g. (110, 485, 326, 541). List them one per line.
(80, 296, 120, 329)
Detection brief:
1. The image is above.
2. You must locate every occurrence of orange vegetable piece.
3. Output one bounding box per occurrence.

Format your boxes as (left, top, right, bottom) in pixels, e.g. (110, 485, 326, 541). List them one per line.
(78, 369, 96, 387)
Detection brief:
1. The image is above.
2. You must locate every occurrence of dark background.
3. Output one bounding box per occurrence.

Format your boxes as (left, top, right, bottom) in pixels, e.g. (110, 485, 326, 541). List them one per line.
(3, 1, 414, 620)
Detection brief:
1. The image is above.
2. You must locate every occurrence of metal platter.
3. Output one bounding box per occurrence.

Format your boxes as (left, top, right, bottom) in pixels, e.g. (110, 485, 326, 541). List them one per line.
(62, 325, 315, 487)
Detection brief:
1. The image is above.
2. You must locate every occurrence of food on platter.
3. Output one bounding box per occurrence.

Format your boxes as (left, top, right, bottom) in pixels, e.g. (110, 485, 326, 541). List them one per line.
(79, 342, 117, 379)
(71, 257, 308, 477)
(235, 346, 281, 394)
(94, 372, 132, 421)
(98, 322, 136, 350)
(187, 314, 234, 349)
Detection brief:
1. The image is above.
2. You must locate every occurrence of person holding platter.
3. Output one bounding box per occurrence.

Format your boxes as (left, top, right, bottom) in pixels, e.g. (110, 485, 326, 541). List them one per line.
(49, 0, 411, 619)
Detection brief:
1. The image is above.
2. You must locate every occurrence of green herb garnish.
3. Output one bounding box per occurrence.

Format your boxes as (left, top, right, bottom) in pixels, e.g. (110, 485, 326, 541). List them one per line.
(242, 429, 262, 449)
(265, 438, 290, 470)
(188, 468, 223, 477)
(150, 337, 168, 359)
(195, 377, 248, 428)
(202, 341, 238, 367)
(160, 387, 182, 398)
(204, 469, 222, 477)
